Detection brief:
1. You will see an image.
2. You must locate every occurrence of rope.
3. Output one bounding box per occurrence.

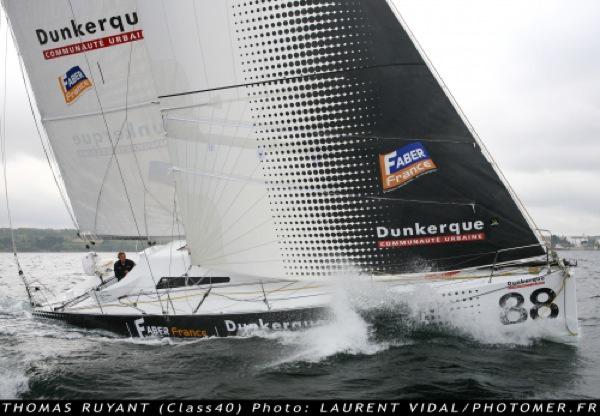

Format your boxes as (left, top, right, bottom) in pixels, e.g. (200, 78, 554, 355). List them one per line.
(64, 0, 166, 312)
(16, 56, 79, 232)
(367, 196, 476, 209)
(386, 1, 543, 244)
(551, 265, 579, 336)
(4, 4, 90, 249)
(7, 6, 90, 249)
(0, 17, 34, 306)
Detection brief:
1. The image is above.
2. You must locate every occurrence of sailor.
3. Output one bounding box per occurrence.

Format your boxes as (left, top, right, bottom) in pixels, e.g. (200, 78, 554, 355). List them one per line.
(114, 252, 135, 281)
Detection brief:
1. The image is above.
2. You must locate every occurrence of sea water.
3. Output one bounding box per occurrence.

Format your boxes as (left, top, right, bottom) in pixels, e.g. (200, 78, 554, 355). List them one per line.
(0, 251, 598, 399)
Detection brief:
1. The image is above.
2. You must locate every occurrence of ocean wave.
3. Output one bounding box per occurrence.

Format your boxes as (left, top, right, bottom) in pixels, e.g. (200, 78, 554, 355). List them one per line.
(0, 366, 28, 399)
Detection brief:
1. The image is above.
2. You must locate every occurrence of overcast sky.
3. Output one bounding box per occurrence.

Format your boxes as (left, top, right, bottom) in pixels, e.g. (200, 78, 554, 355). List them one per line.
(0, 0, 598, 235)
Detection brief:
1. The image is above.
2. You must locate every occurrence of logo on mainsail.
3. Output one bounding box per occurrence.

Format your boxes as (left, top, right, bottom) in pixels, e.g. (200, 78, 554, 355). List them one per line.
(376, 220, 486, 248)
(58, 66, 92, 104)
(379, 142, 437, 192)
(35, 12, 143, 60)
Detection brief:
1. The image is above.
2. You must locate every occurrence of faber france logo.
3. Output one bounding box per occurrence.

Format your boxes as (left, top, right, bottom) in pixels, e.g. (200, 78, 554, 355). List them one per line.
(59, 66, 92, 104)
(35, 12, 143, 60)
(379, 142, 437, 192)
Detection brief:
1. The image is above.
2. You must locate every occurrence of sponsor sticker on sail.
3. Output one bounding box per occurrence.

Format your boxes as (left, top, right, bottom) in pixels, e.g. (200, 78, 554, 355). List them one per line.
(379, 142, 437, 192)
(376, 220, 486, 248)
(36, 12, 143, 60)
(59, 66, 92, 104)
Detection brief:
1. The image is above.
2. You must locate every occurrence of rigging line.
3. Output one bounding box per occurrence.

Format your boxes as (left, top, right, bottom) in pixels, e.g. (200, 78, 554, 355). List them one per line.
(172, 166, 263, 184)
(371, 248, 547, 277)
(189, 107, 217, 230)
(186, 102, 217, 245)
(42, 100, 156, 122)
(64, 1, 166, 313)
(136, 0, 185, 280)
(16, 52, 79, 231)
(186, 0, 216, 241)
(157, 0, 177, 63)
(173, 197, 187, 271)
(5, 10, 83, 244)
(167, 198, 186, 293)
(199, 215, 275, 260)
(111, 283, 322, 308)
(123, 40, 151, 238)
(158, 62, 425, 99)
(386, 1, 542, 241)
(198, 239, 279, 264)
(192, 104, 256, 246)
(165, 114, 254, 129)
(93, 41, 161, 238)
(192, 164, 264, 259)
(362, 136, 475, 145)
(120, 20, 174, 307)
(191, 1, 210, 87)
(91, 106, 131, 233)
(63, 2, 143, 238)
(433, 252, 497, 271)
(560, 272, 578, 336)
(0, 20, 33, 305)
(211, 192, 268, 242)
(169, 194, 176, 277)
(119, 44, 176, 237)
(192, 98, 249, 238)
(143, 191, 149, 243)
(224, 0, 240, 85)
(366, 196, 476, 208)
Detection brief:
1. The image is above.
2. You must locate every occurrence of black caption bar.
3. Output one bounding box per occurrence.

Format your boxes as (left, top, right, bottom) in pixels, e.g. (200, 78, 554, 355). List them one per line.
(0, 400, 598, 416)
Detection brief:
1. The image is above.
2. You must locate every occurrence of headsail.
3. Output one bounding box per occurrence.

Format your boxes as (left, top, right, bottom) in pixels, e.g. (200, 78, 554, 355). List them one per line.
(140, 0, 544, 278)
(2, 0, 181, 239)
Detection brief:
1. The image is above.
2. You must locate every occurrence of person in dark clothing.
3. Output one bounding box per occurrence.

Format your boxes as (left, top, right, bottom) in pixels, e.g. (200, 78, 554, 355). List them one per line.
(114, 252, 135, 281)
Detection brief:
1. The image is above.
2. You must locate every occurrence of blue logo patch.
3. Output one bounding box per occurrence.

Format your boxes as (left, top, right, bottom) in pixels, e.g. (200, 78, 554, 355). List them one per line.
(379, 142, 437, 191)
(59, 66, 92, 104)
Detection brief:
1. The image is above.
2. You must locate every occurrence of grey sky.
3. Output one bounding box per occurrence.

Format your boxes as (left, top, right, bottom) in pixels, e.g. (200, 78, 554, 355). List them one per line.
(0, 0, 599, 235)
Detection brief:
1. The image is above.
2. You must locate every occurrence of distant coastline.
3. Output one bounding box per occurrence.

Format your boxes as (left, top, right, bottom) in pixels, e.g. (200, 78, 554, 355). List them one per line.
(0, 228, 597, 253)
(551, 234, 600, 251)
(0, 228, 140, 252)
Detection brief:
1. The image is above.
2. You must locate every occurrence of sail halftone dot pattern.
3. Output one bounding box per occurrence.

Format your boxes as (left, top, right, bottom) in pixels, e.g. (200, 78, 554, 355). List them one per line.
(233, 0, 387, 277)
(140, 0, 544, 277)
(229, 0, 544, 277)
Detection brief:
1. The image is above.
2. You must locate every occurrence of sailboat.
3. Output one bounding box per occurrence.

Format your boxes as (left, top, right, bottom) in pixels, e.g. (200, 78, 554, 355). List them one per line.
(1, 0, 578, 342)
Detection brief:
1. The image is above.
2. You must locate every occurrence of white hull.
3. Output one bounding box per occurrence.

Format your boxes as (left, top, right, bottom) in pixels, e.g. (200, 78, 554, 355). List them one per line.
(34, 242, 579, 343)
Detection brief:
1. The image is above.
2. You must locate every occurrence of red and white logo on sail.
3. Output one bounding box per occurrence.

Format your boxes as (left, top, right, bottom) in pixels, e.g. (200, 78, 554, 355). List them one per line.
(34, 12, 143, 60)
(376, 221, 486, 248)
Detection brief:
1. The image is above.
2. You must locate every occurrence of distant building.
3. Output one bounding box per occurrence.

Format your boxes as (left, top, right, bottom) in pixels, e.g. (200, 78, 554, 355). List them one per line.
(566, 236, 589, 248)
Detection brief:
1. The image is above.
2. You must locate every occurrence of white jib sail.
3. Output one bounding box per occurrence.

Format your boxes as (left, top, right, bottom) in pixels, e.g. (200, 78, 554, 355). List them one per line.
(3, 0, 181, 239)
(139, 0, 285, 278)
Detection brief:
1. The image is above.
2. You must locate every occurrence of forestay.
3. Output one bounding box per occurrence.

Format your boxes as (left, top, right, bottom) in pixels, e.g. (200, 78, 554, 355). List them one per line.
(3, 0, 181, 239)
(139, 0, 544, 278)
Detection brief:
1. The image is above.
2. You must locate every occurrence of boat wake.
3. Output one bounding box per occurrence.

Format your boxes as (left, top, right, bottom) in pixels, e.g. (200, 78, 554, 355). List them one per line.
(260, 279, 395, 366)
(253, 275, 556, 367)
(0, 359, 28, 399)
(0, 293, 31, 398)
(0, 292, 30, 318)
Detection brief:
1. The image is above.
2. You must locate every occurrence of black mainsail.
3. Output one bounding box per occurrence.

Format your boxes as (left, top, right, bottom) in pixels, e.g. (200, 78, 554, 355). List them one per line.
(143, 0, 544, 278)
